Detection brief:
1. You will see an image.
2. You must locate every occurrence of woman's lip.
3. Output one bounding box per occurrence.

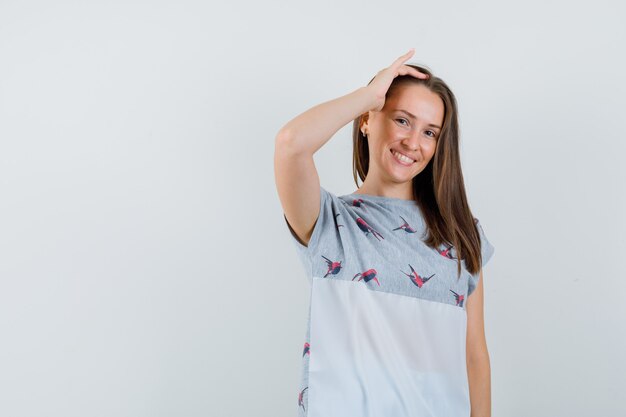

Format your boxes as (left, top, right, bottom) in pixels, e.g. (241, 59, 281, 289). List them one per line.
(390, 148, 416, 165)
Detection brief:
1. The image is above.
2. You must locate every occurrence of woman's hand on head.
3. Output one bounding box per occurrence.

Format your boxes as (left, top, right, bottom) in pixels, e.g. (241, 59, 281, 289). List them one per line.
(365, 48, 430, 112)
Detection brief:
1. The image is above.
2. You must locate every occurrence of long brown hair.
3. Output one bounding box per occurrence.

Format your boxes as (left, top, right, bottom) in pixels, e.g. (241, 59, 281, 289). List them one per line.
(352, 64, 485, 279)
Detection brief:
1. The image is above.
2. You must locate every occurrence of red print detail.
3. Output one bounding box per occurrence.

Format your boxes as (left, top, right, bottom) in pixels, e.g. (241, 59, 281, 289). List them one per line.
(438, 244, 456, 259)
(298, 387, 308, 411)
(401, 264, 435, 288)
(351, 198, 366, 208)
(353, 268, 381, 286)
(392, 215, 418, 234)
(450, 290, 465, 307)
(355, 217, 384, 241)
(321, 255, 343, 278)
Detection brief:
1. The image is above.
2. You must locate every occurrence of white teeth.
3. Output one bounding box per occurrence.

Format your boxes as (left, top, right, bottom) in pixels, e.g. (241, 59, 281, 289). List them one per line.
(392, 150, 414, 164)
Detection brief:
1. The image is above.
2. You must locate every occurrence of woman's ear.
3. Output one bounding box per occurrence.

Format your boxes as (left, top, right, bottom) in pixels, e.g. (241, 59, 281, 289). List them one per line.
(360, 113, 370, 135)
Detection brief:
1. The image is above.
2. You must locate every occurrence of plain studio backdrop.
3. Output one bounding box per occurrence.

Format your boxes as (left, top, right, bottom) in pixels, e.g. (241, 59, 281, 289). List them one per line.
(1, 1, 624, 416)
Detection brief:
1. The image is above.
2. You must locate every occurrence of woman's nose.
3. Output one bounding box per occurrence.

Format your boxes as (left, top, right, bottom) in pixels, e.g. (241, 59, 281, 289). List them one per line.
(401, 132, 421, 150)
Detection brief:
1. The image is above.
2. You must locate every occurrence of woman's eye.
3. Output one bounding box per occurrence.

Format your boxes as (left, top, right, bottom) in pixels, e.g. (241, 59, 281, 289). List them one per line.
(426, 131, 435, 137)
(396, 118, 408, 126)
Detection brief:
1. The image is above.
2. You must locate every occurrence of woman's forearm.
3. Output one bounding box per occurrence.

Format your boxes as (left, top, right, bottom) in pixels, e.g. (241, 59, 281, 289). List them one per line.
(468, 354, 491, 417)
(276, 86, 376, 156)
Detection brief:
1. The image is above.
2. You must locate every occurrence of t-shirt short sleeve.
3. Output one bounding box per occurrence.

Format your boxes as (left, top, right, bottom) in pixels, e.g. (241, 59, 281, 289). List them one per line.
(467, 219, 495, 297)
(283, 186, 339, 281)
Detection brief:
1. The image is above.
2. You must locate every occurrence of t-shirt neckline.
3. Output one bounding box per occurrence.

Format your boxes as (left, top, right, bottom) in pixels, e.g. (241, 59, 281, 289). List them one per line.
(341, 192, 419, 205)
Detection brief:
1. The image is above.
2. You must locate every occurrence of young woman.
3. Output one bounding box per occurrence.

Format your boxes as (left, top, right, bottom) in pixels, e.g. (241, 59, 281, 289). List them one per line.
(274, 49, 495, 417)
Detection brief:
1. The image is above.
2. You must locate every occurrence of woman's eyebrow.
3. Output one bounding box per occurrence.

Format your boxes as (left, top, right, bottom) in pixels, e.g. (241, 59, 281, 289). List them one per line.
(394, 109, 441, 129)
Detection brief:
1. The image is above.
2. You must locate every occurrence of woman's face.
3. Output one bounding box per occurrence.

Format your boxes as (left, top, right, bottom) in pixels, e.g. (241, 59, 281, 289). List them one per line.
(361, 84, 444, 185)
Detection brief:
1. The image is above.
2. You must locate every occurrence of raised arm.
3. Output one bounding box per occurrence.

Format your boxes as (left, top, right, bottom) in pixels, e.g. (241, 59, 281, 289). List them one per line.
(273, 87, 376, 246)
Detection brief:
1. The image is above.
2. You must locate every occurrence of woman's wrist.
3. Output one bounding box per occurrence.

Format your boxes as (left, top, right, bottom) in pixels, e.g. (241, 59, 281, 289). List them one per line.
(276, 86, 379, 156)
(353, 86, 379, 115)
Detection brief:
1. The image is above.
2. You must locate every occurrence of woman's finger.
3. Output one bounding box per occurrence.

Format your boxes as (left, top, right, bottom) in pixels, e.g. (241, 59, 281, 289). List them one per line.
(399, 64, 430, 79)
(412, 67, 430, 78)
(392, 48, 415, 67)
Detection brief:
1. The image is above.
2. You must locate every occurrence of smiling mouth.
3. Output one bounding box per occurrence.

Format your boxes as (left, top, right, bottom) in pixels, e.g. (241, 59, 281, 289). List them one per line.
(390, 148, 416, 165)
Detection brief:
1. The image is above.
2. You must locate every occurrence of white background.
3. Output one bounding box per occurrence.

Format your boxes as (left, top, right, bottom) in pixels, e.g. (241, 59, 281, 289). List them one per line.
(1, 1, 624, 416)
